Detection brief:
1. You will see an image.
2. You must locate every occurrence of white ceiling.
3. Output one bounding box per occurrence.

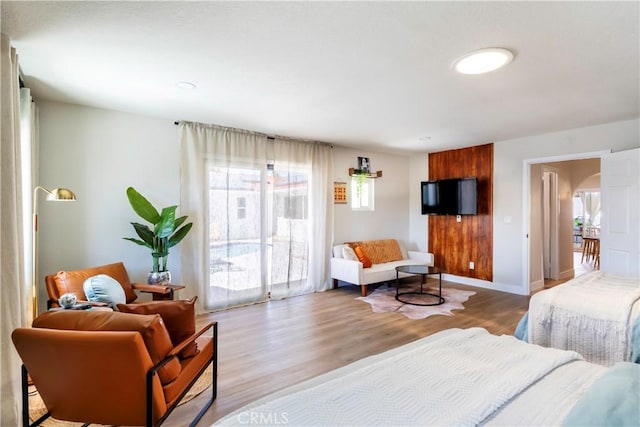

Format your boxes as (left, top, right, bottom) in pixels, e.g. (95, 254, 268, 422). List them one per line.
(2, 1, 638, 154)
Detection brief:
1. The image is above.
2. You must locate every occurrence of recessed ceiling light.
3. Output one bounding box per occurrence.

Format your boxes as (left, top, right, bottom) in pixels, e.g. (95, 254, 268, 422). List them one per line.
(176, 81, 197, 90)
(452, 48, 514, 75)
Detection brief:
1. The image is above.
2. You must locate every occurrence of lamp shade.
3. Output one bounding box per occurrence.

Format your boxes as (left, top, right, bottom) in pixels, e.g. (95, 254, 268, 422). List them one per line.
(45, 188, 76, 201)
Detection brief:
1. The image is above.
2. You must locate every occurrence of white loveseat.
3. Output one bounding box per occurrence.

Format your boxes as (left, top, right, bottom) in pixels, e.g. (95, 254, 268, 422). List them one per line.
(331, 239, 434, 297)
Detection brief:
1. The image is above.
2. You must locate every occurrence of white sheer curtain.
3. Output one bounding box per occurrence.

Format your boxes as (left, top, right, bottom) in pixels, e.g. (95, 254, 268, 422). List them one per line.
(0, 33, 31, 426)
(20, 86, 38, 316)
(270, 136, 333, 299)
(179, 123, 269, 311)
(580, 191, 601, 226)
(179, 122, 333, 312)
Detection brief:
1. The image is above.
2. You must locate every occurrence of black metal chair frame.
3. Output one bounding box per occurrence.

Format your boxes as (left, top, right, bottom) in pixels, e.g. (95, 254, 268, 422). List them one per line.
(21, 322, 218, 427)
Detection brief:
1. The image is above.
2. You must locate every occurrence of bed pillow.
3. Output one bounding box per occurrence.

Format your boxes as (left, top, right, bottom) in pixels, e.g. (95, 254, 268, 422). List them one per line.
(347, 239, 403, 264)
(342, 245, 358, 261)
(562, 362, 640, 427)
(513, 311, 529, 342)
(365, 239, 404, 264)
(117, 296, 199, 359)
(354, 246, 373, 268)
(83, 274, 126, 308)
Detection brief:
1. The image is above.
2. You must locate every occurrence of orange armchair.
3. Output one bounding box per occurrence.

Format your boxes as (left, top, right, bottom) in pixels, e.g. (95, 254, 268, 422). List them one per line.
(45, 261, 182, 309)
(12, 310, 217, 427)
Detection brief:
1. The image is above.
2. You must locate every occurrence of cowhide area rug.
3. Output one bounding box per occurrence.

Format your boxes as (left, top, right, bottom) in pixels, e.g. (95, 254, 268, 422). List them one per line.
(357, 283, 476, 320)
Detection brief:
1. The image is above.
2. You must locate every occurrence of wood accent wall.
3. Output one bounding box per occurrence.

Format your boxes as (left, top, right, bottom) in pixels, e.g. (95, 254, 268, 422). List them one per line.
(428, 143, 493, 281)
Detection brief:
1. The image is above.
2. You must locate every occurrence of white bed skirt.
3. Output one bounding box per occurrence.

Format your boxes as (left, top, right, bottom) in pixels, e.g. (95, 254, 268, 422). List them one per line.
(528, 271, 640, 366)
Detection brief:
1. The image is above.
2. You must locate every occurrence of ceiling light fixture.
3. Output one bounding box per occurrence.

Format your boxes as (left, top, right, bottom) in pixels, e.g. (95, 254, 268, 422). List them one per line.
(452, 48, 514, 75)
(176, 81, 197, 90)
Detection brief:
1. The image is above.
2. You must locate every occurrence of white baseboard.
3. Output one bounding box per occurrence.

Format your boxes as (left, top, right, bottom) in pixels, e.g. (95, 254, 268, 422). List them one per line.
(529, 279, 545, 293)
(559, 268, 575, 280)
(441, 274, 529, 296)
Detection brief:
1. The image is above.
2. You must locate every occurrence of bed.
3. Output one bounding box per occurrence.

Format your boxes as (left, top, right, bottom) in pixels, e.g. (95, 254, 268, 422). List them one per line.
(514, 271, 640, 366)
(213, 327, 639, 426)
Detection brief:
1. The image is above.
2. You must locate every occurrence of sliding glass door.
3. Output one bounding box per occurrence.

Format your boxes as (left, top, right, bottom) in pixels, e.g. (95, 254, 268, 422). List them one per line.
(179, 122, 333, 312)
(209, 165, 267, 307)
(208, 162, 311, 308)
(268, 165, 310, 299)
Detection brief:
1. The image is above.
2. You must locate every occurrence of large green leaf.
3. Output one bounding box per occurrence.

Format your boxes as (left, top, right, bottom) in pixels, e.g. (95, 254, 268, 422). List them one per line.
(155, 206, 177, 238)
(173, 215, 188, 230)
(126, 187, 160, 224)
(123, 237, 151, 248)
(131, 222, 154, 247)
(168, 222, 193, 247)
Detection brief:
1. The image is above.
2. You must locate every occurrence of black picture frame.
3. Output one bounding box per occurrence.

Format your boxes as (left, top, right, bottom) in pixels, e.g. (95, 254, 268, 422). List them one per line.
(358, 157, 370, 173)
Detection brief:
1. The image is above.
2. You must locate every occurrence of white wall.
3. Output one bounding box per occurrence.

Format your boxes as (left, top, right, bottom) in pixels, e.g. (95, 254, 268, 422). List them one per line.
(493, 118, 639, 295)
(332, 146, 419, 250)
(37, 101, 180, 312)
(37, 101, 639, 307)
(545, 160, 582, 279)
(409, 155, 429, 252)
(571, 158, 600, 191)
(553, 162, 576, 280)
(37, 101, 421, 312)
(529, 163, 544, 289)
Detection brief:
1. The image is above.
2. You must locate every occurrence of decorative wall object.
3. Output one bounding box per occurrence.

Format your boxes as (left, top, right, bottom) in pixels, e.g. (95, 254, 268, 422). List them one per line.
(428, 143, 493, 281)
(351, 157, 381, 178)
(334, 181, 347, 204)
(348, 168, 383, 178)
(358, 156, 370, 173)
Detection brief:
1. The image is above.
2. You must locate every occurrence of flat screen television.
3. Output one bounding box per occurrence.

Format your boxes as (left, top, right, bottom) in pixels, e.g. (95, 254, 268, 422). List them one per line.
(421, 177, 478, 215)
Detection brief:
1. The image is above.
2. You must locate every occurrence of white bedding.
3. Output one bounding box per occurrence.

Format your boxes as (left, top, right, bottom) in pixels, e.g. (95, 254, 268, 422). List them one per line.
(214, 328, 601, 427)
(485, 359, 605, 426)
(528, 271, 640, 366)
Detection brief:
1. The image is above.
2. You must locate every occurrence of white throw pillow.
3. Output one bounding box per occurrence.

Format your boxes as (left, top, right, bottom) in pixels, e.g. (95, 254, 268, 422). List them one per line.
(83, 274, 126, 307)
(342, 245, 358, 261)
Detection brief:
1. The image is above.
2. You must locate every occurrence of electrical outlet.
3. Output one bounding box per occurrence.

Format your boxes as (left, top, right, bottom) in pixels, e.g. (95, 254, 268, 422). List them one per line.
(456, 215, 462, 222)
(469, 261, 475, 270)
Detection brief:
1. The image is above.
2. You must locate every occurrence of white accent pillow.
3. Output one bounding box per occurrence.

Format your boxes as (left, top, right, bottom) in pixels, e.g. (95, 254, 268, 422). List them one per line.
(83, 274, 126, 307)
(342, 245, 358, 261)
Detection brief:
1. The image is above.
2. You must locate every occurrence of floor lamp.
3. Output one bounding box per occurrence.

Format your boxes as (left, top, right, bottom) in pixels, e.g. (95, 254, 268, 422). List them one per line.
(32, 186, 76, 320)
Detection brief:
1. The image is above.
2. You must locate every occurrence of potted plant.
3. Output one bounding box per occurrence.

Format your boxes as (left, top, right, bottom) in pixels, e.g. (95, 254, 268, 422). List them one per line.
(355, 170, 369, 196)
(123, 187, 193, 285)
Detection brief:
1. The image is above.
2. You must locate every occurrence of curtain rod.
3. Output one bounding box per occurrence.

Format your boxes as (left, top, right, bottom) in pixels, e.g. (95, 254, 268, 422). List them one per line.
(174, 121, 337, 147)
(175, 121, 275, 140)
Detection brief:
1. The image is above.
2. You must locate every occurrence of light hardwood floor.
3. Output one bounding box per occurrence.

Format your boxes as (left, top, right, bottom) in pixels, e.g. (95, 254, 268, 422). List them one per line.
(543, 251, 595, 289)
(168, 280, 530, 426)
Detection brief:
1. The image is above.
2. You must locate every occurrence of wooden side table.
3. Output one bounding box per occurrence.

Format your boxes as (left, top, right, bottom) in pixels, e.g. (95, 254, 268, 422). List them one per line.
(131, 283, 186, 301)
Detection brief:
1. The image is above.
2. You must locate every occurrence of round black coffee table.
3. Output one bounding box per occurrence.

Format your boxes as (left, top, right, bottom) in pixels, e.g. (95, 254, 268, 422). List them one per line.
(395, 265, 444, 306)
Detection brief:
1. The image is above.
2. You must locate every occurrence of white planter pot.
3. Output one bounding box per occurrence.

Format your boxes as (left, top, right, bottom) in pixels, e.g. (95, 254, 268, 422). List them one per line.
(147, 270, 171, 285)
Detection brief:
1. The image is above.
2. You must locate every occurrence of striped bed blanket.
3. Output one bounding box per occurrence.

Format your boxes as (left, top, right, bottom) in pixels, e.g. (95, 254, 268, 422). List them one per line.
(215, 328, 583, 426)
(516, 271, 640, 366)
